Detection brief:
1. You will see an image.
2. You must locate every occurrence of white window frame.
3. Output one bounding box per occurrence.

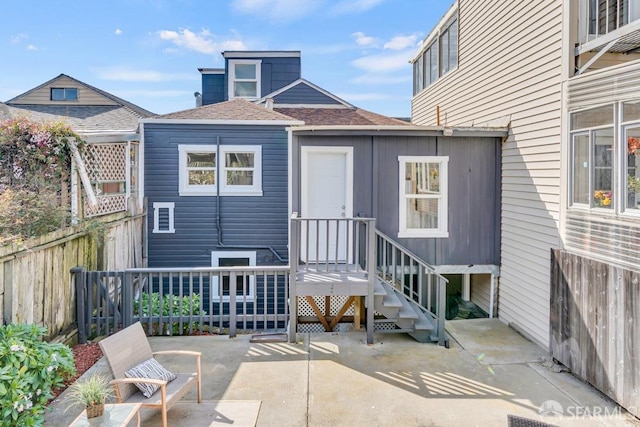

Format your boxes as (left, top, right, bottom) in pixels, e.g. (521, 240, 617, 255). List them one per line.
(228, 59, 261, 100)
(219, 145, 263, 196)
(152, 202, 175, 233)
(398, 156, 449, 238)
(211, 251, 256, 301)
(178, 144, 262, 196)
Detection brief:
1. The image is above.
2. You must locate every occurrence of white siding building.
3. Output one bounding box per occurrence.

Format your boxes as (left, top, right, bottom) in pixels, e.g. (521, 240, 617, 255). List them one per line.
(411, 0, 640, 416)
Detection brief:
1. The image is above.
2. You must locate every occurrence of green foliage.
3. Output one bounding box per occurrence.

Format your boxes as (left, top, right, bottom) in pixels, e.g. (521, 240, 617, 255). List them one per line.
(0, 324, 76, 426)
(66, 375, 113, 408)
(0, 117, 86, 245)
(133, 292, 206, 335)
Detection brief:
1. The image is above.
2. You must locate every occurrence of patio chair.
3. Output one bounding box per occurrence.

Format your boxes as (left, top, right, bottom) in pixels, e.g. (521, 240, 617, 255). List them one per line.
(98, 321, 202, 427)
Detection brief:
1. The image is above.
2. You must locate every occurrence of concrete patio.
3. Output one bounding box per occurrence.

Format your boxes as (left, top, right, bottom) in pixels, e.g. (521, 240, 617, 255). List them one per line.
(46, 319, 640, 426)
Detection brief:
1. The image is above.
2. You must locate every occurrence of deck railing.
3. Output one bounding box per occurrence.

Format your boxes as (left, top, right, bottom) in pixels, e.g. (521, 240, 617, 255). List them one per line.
(73, 266, 289, 343)
(289, 214, 376, 343)
(375, 230, 448, 345)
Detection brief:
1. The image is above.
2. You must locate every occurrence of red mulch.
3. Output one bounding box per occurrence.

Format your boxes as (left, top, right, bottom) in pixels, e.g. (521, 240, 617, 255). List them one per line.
(50, 342, 103, 401)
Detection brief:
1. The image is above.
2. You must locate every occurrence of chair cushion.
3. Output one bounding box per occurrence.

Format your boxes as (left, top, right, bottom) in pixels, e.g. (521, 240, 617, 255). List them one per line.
(124, 357, 176, 398)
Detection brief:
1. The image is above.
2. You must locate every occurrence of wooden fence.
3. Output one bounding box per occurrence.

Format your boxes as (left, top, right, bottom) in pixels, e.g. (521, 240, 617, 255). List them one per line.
(550, 248, 640, 419)
(0, 212, 144, 340)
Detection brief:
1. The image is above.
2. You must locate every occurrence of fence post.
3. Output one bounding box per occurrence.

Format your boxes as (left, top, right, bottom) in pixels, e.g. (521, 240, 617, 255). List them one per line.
(72, 266, 87, 344)
(123, 271, 133, 328)
(229, 271, 237, 338)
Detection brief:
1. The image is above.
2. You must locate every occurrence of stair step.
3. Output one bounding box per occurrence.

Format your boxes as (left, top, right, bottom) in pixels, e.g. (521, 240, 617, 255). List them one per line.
(409, 304, 434, 331)
(397, 296, 418, 319)
(383, 293, 403, 308)
(374, 279, 387, 296)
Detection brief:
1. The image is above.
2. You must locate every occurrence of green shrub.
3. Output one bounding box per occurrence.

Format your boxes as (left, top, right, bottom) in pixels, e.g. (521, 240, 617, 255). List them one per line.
(133, 292, 206, 335)
(0, 324, 76, 426)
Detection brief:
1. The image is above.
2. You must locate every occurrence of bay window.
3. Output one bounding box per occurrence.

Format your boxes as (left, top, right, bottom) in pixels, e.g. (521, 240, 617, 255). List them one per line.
(569, 101, 640, 213)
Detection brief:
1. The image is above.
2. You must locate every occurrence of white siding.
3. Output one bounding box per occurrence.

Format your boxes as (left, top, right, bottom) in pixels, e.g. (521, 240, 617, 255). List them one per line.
(412, 0, 563, 348)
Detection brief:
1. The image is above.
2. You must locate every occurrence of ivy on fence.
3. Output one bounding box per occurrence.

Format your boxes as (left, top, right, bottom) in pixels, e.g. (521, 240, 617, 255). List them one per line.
(0, 117, 88, 245)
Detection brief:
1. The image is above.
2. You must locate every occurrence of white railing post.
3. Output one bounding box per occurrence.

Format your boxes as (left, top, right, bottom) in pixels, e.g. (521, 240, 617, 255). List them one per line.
(366, 219, 375, 344)
(288, 213, 299, 343)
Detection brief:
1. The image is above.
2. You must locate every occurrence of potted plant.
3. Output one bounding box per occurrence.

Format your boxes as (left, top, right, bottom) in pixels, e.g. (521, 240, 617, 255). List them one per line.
(66, 375, 114, 419)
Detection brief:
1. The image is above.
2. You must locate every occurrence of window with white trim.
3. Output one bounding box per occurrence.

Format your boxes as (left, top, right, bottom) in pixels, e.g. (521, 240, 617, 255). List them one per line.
(398, 156, 449, 238)
(211, 251, 256, 301)
(152, 202, 175, 233)
(569, 101, 640, 213)
(228, 59, 261, 100)
(178, 145, 262, 196)
(412, 12, 458, 95)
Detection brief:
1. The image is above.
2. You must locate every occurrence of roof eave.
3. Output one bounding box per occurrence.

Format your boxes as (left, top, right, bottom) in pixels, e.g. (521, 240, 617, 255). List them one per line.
(287, 125, 509, 138)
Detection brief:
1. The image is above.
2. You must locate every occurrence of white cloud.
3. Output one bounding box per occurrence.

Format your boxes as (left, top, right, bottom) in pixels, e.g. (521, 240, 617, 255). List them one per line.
(349, 74, 410, 85)
(157, 29, 246, 54)
(231, 0, 322, 22)
(10, 33, 27, 44)
(351, 32, 378, 48)
(350, 51, 412, 73)
(383, 34, 420, 51)
(331, 0, 384, 15)
(95, 67, 199, 82)
(115, 28, 123, 35)
(26, 44, 39, 51)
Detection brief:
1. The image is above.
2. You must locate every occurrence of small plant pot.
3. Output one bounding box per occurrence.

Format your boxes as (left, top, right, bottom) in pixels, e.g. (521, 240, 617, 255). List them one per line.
(86, 403, 105, 419)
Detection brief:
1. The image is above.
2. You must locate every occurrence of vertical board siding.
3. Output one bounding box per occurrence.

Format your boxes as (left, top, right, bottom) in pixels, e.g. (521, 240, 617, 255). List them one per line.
(411, 0, 563, 347)
(144, 124, 290, 267)
(0, 214, 142, 340)
(293, 134, 501, 267)
(551, 249, 640, 418)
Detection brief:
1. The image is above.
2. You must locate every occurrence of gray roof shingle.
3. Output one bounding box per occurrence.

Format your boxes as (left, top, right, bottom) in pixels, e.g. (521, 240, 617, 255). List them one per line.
(154, 98, 301, 121)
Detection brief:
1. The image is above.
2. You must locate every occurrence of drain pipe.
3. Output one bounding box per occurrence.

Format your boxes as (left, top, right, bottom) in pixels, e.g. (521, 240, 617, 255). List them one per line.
(214, 136, 287, 263)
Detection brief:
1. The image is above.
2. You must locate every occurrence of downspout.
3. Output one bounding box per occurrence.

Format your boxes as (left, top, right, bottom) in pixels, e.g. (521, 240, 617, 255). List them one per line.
(214, 135, 287, 263)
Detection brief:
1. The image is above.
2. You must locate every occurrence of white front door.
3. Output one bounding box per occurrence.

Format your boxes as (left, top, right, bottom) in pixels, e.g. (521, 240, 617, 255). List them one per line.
(301, 146, 353, 263)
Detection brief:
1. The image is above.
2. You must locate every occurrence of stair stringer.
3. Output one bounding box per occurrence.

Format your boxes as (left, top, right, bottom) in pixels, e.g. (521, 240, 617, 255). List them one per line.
(373, 277, 437, 343)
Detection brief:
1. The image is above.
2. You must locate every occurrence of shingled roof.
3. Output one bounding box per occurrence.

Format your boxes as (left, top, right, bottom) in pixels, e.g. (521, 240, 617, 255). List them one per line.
(4, 74, 155, 133)
(152, 98, 302, 122)
(274, 106, 411, 126)
(2, 104, 148, 132)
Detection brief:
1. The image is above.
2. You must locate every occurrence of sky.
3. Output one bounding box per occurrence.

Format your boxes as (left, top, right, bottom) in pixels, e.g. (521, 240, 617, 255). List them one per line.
(1, 0, 454, 118)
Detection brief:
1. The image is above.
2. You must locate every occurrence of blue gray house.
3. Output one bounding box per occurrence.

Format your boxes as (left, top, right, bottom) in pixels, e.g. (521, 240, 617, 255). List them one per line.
(140, 50, 507, 341)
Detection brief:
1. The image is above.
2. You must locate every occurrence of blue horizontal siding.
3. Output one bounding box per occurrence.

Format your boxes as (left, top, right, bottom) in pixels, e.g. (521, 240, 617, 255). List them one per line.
(144, 123, 289, 267)
(274, 82, 340, 105)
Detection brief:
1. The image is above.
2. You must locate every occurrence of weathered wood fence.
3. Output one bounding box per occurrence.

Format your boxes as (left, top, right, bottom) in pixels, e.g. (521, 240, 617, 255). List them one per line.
(550, 248, 640, 419)
(0, 212, 144, 340)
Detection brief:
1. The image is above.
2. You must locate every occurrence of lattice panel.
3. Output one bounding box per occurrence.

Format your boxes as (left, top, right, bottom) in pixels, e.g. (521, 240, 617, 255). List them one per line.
(85, 194, 127, 218)
(84, 143, 127, 182)
(297, 296, 355, 317)
(298, 324, 326, 333)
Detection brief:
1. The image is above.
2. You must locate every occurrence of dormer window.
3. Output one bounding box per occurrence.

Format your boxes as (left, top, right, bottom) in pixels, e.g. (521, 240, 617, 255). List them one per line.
(228, 59, 261, 100)
(51, 87, 78, 101)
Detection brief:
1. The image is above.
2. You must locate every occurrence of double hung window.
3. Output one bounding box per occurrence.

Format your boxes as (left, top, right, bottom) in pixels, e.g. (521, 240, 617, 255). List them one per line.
(228, 60, 261, 100)
(398, 156, 449, 238)
(179, 145, 262, 196)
